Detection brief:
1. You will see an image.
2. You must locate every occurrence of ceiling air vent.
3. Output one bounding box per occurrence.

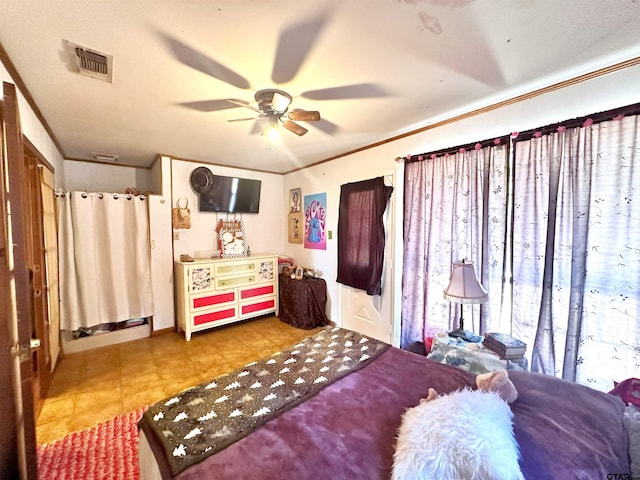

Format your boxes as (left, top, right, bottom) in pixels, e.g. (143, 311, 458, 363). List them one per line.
(91, 152, 119, 162)
(66, 41, 113, 83)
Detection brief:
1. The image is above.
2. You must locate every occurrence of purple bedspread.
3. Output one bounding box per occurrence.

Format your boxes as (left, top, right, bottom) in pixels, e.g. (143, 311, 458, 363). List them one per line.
(140, 347, 631, 479)
(509, 370, 629, 478)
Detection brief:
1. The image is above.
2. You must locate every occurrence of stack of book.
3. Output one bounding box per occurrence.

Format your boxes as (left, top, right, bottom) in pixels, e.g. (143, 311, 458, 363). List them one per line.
(482, 332, 527, 360)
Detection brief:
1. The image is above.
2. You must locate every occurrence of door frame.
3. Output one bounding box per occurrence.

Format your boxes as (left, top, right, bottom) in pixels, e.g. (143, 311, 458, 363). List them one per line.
(391, 162, 404, 347)
(1, 81, 39, 478)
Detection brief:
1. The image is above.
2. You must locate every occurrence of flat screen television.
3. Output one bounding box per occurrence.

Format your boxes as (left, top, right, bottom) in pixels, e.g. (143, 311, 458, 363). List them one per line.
(196, 173, 261, 214)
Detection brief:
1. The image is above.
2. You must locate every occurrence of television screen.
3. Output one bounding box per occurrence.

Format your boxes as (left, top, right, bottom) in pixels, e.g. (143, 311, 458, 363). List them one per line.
(197, 174, 261, 214)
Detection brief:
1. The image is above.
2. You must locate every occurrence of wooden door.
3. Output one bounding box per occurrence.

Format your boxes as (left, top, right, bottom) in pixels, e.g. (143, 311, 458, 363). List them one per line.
(0, 81, 39, 478)
(341, 173, 396, 343)
(24, 151, 54, 416)
(39, 166, 60, 372)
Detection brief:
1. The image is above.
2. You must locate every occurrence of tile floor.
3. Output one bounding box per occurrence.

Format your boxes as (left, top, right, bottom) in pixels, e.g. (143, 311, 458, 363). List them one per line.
(36, 316, 323, 445)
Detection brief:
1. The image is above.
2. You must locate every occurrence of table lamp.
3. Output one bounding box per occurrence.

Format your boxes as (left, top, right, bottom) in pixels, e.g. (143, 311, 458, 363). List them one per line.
(443, 259, 488, 342)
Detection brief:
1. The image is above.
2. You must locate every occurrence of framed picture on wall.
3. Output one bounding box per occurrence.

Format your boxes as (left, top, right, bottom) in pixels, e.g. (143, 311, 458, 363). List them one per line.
(289, 188, 301, 213)
(303, 192, 327, 250)
(288, 212, 303, 243)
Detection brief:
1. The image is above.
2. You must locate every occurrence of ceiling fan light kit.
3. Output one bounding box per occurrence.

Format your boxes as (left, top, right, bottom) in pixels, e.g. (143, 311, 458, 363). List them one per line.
(263, 116, 280, 143)
(268, 90, 292, 113)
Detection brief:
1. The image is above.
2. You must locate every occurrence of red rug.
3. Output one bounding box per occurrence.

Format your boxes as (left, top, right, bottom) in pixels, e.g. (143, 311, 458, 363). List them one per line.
(37, 407, 146, 480)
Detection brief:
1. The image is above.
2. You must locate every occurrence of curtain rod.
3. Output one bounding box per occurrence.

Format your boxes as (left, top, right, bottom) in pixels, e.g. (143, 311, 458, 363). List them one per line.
(513, 101, 640, 142)
(398, 100, 640, 162)
(399, 135, 510, 164)
(55, 191, 146, 201)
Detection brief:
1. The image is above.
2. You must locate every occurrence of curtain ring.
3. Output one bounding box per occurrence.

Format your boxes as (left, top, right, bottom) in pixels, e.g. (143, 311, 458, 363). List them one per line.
(113, 194, 119, 200)
(98, 193, 104, 199)
(126, 195, 132, 201)
(81, 193, 88, 198)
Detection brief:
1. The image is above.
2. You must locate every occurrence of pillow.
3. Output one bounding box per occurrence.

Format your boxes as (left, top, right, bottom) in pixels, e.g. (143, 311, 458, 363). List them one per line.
(392, 389, 524, 480)
(624, 404, 640, 479)
(609, 378, 640, 407)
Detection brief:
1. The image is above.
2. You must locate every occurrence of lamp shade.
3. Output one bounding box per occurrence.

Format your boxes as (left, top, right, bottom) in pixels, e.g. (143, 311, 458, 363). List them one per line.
(443, 260, 488, 304)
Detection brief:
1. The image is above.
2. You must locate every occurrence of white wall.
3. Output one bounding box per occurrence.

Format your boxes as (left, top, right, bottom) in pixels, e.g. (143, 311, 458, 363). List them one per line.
(0, 62, 65, 185)
(283, 155, 401, 325)
(148, 156, 175, 331)
(284, 63, 640, 326)
(64, 160, 154, 193)
(171, 159, 285, 261)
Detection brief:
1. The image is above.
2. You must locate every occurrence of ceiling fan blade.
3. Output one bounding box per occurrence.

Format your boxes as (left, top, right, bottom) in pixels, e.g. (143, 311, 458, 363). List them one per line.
(159, 32, 251, 89)
(300, 83, 389, 100)
(312, 118, 339, 134)
(282, 120, 308, 136)
(249, 119, 265, 135)
(176, 99, 243, 112)
(227, 116, 260, 122)
(226, 98, 261, 113)
(271, 10, 330, 84)
(288, 110, 321, 122)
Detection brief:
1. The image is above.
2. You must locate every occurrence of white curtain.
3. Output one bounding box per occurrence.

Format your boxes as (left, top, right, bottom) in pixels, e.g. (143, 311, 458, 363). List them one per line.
(58, 192, 154, 331)
(512, 115, 640, 391)
(401, 140, 510, 349)
(402, 108, 640, 392)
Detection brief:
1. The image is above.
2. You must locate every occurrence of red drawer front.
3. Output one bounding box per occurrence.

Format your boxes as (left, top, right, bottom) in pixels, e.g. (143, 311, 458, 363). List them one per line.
(241, 299, 275, 315)
(194, 308, 236, 325)
(192, 291, 235, 309)
(240, 285, 274, 300)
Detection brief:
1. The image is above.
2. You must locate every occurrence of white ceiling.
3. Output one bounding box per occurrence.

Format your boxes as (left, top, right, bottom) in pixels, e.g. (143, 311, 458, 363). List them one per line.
(2, 0, 640, 174)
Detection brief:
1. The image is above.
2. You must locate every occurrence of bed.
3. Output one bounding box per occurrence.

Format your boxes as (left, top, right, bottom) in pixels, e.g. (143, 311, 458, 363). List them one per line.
(138, 326, 635, 479)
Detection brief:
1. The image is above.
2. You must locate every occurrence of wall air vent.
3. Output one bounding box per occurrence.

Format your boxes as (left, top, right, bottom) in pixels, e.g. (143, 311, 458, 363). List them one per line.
(66, 40, 113, 83)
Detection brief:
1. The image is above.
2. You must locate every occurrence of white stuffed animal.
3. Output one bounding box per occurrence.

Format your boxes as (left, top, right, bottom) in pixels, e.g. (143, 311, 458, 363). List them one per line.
(392, 388, 524, 480)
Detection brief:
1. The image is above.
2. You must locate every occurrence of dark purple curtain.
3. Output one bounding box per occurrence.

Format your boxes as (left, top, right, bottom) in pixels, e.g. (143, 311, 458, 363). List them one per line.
(336, 177, 393, 295)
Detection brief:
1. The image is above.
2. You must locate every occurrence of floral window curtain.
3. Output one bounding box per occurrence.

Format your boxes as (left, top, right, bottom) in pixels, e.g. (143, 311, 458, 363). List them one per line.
(336, 177, 393, 295)
(513, 115, 640, 391)
(401, 141, 509, 350)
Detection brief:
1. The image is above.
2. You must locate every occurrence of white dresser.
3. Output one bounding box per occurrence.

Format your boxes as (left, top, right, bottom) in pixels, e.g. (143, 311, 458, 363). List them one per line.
(174, 254, 279, 340)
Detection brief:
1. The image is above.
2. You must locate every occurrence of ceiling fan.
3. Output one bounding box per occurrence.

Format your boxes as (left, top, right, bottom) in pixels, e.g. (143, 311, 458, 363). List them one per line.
(226, 88, 321, 137)
(163, 9, 388, 137)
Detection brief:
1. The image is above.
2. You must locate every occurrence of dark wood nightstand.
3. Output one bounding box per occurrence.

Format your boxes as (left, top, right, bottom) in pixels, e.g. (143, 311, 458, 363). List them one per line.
(278, 274, 329, 329)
